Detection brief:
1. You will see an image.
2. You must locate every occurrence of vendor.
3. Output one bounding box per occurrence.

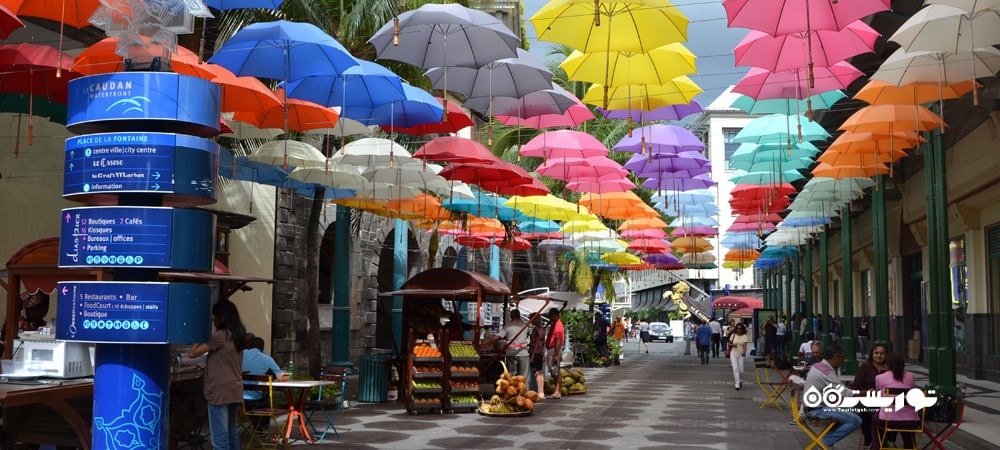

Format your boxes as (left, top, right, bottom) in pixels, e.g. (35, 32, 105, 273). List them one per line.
(1, 290, 50, 353)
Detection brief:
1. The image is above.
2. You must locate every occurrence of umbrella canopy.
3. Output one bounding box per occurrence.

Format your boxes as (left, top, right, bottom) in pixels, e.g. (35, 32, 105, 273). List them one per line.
(0, 5, 23, 39)
(871, 46, 1000, 92)
(643, 252, 684, 269)
(530, 0, 689, 53)
(425, 48, 552, 99)
(465, 83, 579, 118)
(838, 104, 945, 133)
(414, 136, 498, 164)
(233, 89, 340, 132)
(439, 162, 535, 195)
(723, 0, 891, 36)
(384, 96, 474, 135)
(209, 20, 359, 82)
(248, 140, 328, 168)
(212, 71, 283, 115)
(733, 21, 879, 73)
(624, 151, 711, 178)
(536, 239, 575, 252)
(827, 131, 924, 156)
(614, 124, 705, 154)
(811, 162, 888, 178)
(520, 129, 610, 158)
(734, 114, 831, 144)
(601, 252, 642, 266)
(853, 79, 976, 105)
(495, 102, 595, 129)
(671, 226, 718, 237)
(582, 76, 703, 110)
(730, 91, 847, 115)
(0, 43, 80, 102)
(354, 84, 443, 129)
(619, 217, 669, 231)
(733, 63, 864, 101)
(288, 167, 368, 190)
(622, 228, 669, 239)
(282, 60, 406, 112)
(331, 137, 413, 168)
(889, 4, 1000, 54)
(369, 3, 520, 69)
(641, 174, 716, 191)
(504, 194, 591, 222)
(560, 43, 697, 88)
(562, 219, 610, 233)
(536, 157, 628, 182)
(596, 100, 703, 122)
(565, 178, 638, 194)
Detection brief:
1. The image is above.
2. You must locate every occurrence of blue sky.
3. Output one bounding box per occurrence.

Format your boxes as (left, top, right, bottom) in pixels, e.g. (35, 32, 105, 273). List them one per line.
(522, 0, 749, 109)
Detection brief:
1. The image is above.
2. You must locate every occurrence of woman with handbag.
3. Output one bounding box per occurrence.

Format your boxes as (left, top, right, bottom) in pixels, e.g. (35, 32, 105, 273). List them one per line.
(727, 322, 749, 390)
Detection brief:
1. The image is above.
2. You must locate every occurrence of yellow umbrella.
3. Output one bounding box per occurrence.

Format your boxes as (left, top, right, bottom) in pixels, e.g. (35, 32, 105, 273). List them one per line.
(561, 218, 608, 233)
(672, 236, 712, 253)
(618, 217, 668, 231)
(560, 42, 697, 89)
(504, 195, 591, 222)
(530, 0, 689, 54)
(582, 76, 703, 110)
(600, 251, 642, 266)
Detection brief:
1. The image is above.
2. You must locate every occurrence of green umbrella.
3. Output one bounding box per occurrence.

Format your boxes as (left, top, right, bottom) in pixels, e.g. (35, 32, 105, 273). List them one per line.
(730, 90, 846, 116)
(0, 93, 67, 124)
(734, 114, 830, 145)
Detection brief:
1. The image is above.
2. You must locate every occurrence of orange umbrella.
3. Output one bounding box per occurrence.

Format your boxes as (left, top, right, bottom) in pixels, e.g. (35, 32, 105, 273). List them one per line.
(578, 191, 644, 210)
(828, 131, 924, 154)
(463, 217, 505, 238)
(72, 37, 200, 75)
(172, 54, 234, 80)
(592, 203, 660, 220)
(671, 236, 712, 253)
(839, 104, 944, 134)
(618, 217, 668, 231)
(212, 71, 282, 115)
(385, 194, 455, 222)
(233, 89, 340, 132)
(853, 79, 976, 106)
(724, 249, 760, 261)
(817, 151, 906, 166)
(811, 162, 889, 179)
(3, 0, 102, 76)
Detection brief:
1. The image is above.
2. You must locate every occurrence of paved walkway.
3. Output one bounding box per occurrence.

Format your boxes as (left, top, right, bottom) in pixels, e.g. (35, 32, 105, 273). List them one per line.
(268, 341, 998, 449)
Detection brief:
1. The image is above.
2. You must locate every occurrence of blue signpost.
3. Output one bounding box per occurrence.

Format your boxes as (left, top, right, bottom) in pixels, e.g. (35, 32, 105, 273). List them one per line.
(59, 71, 220, 449)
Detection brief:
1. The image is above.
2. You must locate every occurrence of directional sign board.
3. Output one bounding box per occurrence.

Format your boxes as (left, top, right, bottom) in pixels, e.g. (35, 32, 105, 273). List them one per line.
(63, 132, 218, 205)
(58, 206, 215, 271)
(56, 281, 212, 344)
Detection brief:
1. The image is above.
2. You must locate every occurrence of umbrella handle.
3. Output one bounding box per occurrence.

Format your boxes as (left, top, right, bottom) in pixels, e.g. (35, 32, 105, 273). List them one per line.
(594, 0, 601, 26)
(393, 17, 400, 46)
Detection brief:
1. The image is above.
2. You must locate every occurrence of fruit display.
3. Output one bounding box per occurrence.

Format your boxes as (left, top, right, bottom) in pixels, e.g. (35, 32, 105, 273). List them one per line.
(412, 366, 442, 377)
(479, 362, 540, 415)
(449, 394, 478, 405)
(545, 368, 588, 396)
(449, 380, 478, 391)
(449, 365, 479, 376)
(413, 343, 442, 359)
(412, 380, 442, 391)
(412, 397, 441, 406)
(449, 342, 478, 359)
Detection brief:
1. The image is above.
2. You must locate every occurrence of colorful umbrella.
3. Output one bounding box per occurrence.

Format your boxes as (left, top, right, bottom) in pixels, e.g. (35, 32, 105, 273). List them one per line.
(212, 71, 283, 115)
(733, 63, 864, 102)
(0, 43, 80, 150)
(596, 100, 703, 122)
(730, 91, 847, 116)
(504, 195, 591, 222)
(425, 48, 552, 99)
(536, 157, 628, 182)
(233, 89, 340, 132)
(530, 0, 689, 53)
(560, 43, 697, 107)
(248, 140, 327, 168)
(565, 178, 637, 194)
(520, 129, 610, 159)
(495, 102, 594, 129)
(414, 136, 498, 164)
(614, 124, 705, 154)
(383, 96, 473, 135)
(582, 76, 702, 111)
(889, 4, 1000, 54)
(733, 21, 879, 73)
(439, 162, 535, 195)
(723, 0, 891, 36)
(0, 4, 23, 39)
(853, 79, 976, 105)
(282, 60, 406, 112)
(465, 83, 579, 118)
(672, 236, 713, 253)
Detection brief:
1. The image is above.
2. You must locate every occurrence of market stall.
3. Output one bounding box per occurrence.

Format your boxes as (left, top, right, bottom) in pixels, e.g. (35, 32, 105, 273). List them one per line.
(382, 268, 511, 414)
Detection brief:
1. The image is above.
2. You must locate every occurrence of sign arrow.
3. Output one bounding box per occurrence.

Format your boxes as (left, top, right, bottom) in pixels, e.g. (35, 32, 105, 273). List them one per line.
(70, 150, 75, 158)
(153, 172, 161, 180)
(65, 213, 71, 223)
(69, 163, 74, 170)
(152, 183, 160, 191)
(62, 286, 68, 295)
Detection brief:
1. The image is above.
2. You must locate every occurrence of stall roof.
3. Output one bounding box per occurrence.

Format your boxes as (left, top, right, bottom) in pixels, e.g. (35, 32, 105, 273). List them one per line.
(381, 268, 511, 299)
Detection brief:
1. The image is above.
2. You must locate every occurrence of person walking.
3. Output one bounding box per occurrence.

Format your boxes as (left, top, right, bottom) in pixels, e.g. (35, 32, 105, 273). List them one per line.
(857, 316, 871, 358)
(696, 321, 712, 365)
(804, 343, 862, 448)
(189, 300, 247, 450)
(638, 319, 651, 354)
(720, 318, 733, 355)
(528, 313, 547, 399)
(545, 308, 565, 398)
(593, 312, 611, 367)
(708, 318, 722, 357)
(727, 322, 749, 390)
(852, 343, 890, 449)
(610, 317, 626, 342)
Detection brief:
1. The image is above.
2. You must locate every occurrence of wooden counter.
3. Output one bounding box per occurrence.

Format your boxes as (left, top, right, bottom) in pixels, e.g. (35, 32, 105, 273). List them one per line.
(0, 368, 208, 450)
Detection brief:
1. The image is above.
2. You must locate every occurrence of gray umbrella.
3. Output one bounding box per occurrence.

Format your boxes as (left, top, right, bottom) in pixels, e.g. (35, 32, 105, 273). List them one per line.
(368, 3, 520, 69)
(424, 49, 553, 99)
(465, 83, 580, 118)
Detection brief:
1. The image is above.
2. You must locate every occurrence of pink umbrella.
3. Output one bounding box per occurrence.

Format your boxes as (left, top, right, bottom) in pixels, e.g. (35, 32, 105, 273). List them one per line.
(621, 228, 668, 239)
(536, 157, 628, 182)
(565, 178, 636, 193)
(456, 235, 493, 248)
(723, 0, 891, 36)
(414, 136, 499, 163)
(628, 238, 672, 254)
(734, 63, 863, 100)
(495, 102, 595, 129)
(733, 213, 783, 223)
(734, 21, 879, 73)
(520, 129, 610, 159)
(671, 226, 719, 237)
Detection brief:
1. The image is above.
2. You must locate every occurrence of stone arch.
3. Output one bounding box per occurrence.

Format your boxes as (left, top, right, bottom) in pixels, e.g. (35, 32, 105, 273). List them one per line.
(373, 225, 422, 350)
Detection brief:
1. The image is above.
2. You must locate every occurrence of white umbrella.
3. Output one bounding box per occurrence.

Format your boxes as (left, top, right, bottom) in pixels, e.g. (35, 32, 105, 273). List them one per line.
(248, 140, 327, 169)
(288, 167, 369, 190)
(305, 117, 377, 137)
(889, 4, 1000, 54)
(331, 137, 413, 168)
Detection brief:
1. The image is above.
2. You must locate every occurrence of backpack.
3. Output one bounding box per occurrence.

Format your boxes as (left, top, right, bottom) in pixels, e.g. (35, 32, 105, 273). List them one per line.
(774, 352, 794, 370)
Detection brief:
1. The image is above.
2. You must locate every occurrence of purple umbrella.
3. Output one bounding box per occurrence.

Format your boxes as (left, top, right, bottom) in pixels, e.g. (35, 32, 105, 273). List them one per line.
(643, 253, 684, 269)
(624, 151, 710, 177)
(641, 174, 715, 191)
(614, 124, 705, 154)
(597, 100, 703, 122)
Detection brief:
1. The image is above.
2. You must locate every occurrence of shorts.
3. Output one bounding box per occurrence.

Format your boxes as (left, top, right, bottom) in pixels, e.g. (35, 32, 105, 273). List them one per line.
(640, 331, 651, 343)
(531, 353, 544, 372)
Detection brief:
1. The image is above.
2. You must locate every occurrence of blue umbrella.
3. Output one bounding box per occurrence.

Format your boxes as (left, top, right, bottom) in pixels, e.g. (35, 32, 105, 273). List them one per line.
(208, 20, 359, 82)
(729, 169, 805, 185)
(730, 91, 847, 115)
(219, 152, 355, 199)
(517, 219, 561, 233)
(442, 191, 525, 222)
(282, 60, 406, 112)
(364, 84, 444, 127)
(734, 114, 830, 145)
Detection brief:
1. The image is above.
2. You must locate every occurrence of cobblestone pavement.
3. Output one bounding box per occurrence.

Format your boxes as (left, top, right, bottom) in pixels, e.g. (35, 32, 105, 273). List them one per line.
(259, 340, 990, 449)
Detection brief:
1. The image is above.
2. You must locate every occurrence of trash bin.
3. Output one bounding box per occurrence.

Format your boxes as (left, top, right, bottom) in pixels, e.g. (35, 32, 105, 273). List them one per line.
(358, 351, 392, 402)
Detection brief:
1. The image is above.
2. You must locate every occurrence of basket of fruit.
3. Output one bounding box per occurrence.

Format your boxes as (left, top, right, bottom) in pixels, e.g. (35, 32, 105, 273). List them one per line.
(477, 362, 540, 417)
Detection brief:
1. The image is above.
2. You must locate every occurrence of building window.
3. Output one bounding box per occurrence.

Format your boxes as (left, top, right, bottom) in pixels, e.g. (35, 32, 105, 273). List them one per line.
(987, 226, 1000, 352)
(723, 128, 740, 170)
(949, 238, 967, 352)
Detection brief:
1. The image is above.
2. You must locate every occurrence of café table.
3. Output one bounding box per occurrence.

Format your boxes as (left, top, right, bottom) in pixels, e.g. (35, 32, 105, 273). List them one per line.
(244, 378, 340, 444)
(0, 378, 93, 450)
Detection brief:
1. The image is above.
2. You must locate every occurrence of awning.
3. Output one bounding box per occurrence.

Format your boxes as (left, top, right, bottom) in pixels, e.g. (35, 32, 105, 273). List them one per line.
(381, 268, 510, 302)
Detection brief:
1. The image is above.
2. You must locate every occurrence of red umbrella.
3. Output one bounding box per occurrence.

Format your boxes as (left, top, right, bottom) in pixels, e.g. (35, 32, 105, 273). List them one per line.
(0, 4, 24, 39)
(627, 238, 671, 254)
(492, 177, 551, 196)
(456, 235, 493, 248)
(0, 43, 80, 153)
(536, 157, 627, 182)
(497, 236, 532, 251)
(733, 213, 783, 224)
(413, 136, 499, 163)
(439, 161, 535, 195)
(381, 97, 474, 135)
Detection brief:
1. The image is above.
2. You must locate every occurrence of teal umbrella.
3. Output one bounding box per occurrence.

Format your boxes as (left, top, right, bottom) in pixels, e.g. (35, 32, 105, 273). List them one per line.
(0, 93, 66, 124)
(730, 91, 846, 116)
(729, 169, 805, 185)
(734, 114, 830, 145)
(730, 142, 820, 164)
(729, 156, 813, 172)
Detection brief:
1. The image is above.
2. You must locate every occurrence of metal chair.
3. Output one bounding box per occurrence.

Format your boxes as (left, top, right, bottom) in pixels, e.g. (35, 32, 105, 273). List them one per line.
(305, 366, 351, 442)
(790, 379, 836, 450)
(754, 357, 787, 410)
(877, 387, 927, 450)
(242, 374, 290, 450)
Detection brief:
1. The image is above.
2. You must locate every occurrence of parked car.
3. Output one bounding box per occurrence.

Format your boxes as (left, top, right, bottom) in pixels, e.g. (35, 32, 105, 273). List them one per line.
(648, 322, 674, 342)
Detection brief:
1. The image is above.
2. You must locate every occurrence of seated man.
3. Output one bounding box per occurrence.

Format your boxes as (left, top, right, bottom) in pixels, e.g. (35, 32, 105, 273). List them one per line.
(797, 332, 815, 362)
(242, 336, 290, 429)
(803, 343, 862, 448)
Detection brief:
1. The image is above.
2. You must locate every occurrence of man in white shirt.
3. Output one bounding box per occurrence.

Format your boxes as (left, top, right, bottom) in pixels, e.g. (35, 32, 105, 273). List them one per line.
(708, 319, 722, 357)
(776, 319, 787, 353)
